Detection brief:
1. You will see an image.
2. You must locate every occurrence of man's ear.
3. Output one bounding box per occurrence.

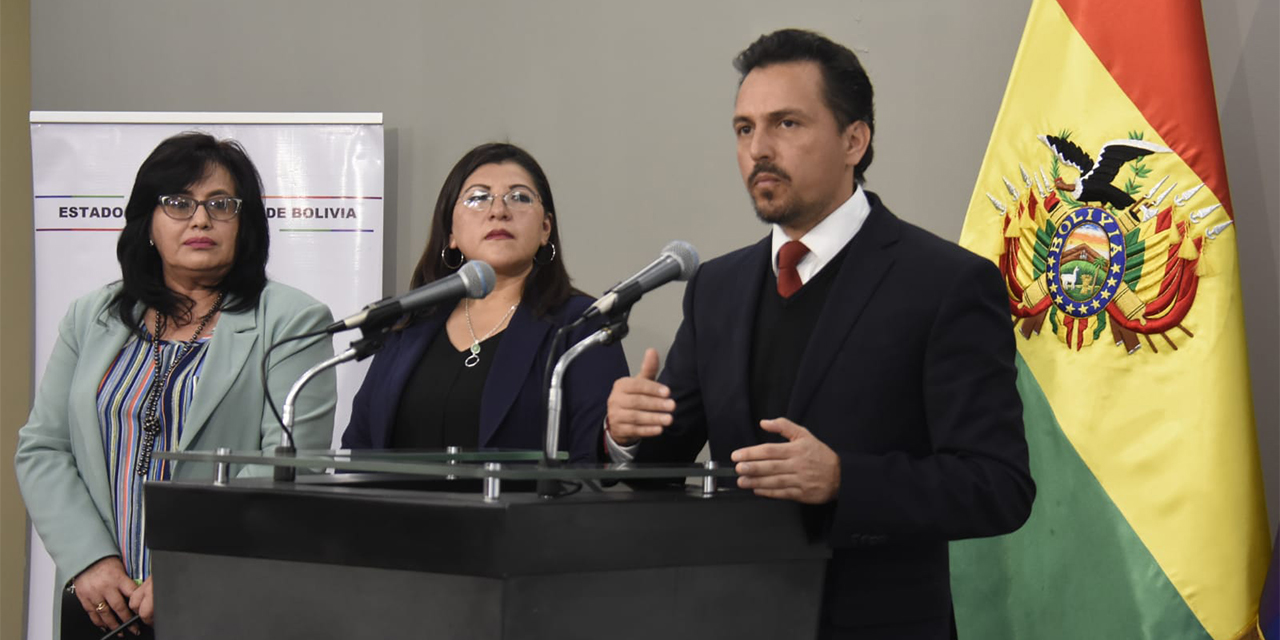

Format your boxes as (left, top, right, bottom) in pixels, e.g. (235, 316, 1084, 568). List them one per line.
(844, 120, 871, 170)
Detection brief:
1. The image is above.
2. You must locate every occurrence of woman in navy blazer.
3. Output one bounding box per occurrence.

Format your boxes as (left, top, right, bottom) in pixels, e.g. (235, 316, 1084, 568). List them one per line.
(342, 143, 627, 461)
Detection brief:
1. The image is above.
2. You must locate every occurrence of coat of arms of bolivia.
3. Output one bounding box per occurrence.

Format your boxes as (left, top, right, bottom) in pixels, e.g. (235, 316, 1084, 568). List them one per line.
(985, 130, 1232, 354)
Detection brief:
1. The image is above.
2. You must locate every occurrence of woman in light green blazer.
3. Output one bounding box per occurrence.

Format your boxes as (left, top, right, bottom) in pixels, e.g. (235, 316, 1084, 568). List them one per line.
(14, 133, 336, 638)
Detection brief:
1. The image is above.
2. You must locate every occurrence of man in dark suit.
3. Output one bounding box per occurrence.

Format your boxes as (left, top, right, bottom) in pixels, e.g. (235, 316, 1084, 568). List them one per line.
(604, 29, 1035, 640)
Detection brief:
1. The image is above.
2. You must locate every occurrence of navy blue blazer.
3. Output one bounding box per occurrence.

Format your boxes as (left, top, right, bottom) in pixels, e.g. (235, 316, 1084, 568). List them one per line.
(635, 194, 1035, 639)
(342, 295, 628, 462)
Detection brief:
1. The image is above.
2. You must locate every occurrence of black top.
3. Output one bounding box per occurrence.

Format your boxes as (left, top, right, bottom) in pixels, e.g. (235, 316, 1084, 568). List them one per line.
(748, 244, 850, 441)
(390, 330, 504, 449)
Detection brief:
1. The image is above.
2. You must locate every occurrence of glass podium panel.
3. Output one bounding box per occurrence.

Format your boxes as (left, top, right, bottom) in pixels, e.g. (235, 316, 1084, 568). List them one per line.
(156, 448, 739, 482)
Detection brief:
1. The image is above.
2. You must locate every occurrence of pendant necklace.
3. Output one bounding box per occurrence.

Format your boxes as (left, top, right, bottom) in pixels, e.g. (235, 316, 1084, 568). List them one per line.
(464, 298, 518, 368)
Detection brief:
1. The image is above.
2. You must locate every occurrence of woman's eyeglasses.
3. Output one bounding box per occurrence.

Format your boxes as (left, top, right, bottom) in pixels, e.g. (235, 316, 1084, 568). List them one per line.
(459, 188, 540, 215)
(157, 195, 243, 221)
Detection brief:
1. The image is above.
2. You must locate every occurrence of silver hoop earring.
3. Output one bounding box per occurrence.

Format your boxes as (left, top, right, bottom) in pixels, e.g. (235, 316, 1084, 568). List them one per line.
(441, 247, 465, 270)
(534, 242, 556, 266)
(149, 238, 155, 247)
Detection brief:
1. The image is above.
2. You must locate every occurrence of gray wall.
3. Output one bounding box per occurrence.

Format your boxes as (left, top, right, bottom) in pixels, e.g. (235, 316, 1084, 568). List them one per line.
(28, 0, 1277, 531)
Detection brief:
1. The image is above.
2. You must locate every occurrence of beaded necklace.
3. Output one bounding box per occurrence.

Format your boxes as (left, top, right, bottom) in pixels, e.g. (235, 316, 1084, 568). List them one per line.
(133, 292, 224, 476)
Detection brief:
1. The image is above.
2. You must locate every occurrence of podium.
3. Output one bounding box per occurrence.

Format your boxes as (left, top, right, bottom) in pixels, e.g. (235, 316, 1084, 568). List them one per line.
(146, 450, 831, 639)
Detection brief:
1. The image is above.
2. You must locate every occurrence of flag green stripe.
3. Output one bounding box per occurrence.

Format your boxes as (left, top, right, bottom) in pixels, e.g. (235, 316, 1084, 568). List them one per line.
(1124, 227, 1143, 250)
(950, 354, 1210, 640)
(1124, 230, 1146, 286)
(1124, 269, 1143, 289)
(1034, 224, 1053, 279)
(1125, 248, 1145, 273)
(1037, 223, 1054, 248)
(1091, 313, 1107, 340)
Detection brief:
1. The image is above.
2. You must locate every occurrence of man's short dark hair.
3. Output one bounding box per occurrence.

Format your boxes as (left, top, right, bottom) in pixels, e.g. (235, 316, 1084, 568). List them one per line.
(734, 28, 876, 182)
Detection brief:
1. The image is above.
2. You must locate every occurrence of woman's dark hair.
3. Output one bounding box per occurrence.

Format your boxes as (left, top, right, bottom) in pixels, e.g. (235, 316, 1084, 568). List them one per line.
(734, 28, 876, 182)
(114, 132, 270, 333)
(410, 142, 580, 318)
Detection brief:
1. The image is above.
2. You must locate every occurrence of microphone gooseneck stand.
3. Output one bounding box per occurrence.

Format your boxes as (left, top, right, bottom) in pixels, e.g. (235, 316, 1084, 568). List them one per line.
(273, 329, 393, 480)
(539, 311, 630, 497)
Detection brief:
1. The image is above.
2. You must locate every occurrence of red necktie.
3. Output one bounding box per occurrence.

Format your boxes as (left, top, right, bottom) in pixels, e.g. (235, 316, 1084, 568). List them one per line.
(776, 240, 810, 298)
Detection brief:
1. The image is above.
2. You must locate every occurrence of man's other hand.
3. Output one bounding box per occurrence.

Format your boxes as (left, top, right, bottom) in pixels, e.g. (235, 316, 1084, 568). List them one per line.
(732, 418, 840, 504)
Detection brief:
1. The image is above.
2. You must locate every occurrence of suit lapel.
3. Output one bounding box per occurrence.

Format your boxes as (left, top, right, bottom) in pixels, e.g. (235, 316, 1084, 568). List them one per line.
(478, 303, 549, 447)
(787, 202, 901, 419)
(177, 305, 257, 450)
(722, 238, 771, 440)
(372, 317, 445, 448)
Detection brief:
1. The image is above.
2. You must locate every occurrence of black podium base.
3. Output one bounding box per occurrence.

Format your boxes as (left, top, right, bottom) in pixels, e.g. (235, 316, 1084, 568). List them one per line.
(147, 474, 830, 639)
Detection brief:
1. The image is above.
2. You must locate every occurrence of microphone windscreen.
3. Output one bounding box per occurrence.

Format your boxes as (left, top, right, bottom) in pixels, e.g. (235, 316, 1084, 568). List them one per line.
(661, 240, 700, 280)
(460, 260, 497, 298)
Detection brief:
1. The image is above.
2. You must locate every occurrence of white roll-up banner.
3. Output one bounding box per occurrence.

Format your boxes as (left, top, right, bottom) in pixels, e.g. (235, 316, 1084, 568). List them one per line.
(25, 112, 384, 640)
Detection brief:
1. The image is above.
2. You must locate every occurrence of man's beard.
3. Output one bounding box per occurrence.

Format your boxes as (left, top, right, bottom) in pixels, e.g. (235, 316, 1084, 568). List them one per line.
(752, 188, 818, 227)
(748, 161, 812, 226)
(754, 194, 798, 225)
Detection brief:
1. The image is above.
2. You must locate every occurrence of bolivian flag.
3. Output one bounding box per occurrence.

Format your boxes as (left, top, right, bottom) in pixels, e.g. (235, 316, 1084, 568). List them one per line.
(951, 1, 1273, 639)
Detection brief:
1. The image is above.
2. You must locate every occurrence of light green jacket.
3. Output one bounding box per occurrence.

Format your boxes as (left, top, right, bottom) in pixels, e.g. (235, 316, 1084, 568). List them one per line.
(14, 280, 336, 615)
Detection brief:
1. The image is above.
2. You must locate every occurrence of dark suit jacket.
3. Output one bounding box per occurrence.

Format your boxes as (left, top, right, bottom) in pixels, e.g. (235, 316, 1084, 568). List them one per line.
(636, 194, 1035, 639)
(342, 295, 628, 462)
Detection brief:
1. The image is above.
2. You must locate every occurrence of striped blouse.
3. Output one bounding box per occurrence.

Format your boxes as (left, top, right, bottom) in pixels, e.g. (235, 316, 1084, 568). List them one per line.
(96, 331, 211, 581)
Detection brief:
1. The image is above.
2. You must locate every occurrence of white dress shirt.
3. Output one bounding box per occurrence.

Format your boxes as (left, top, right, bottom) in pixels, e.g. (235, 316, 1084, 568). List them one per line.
(769, 186, 871, 284)
(605, 187, 873, 461)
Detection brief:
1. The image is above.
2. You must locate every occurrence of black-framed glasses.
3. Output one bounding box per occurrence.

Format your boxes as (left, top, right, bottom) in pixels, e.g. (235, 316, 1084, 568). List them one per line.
(459, 187, 541, 215)
(157, 195, 243, 221)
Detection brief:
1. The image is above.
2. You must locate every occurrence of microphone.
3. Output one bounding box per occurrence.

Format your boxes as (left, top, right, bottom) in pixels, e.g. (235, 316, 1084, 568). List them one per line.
(584, 240, 699, 318)
(327, 260, 496, 333)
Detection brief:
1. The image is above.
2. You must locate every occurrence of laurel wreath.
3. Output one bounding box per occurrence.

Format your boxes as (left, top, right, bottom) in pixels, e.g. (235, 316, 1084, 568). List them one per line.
(1123, 130, 1151, 198)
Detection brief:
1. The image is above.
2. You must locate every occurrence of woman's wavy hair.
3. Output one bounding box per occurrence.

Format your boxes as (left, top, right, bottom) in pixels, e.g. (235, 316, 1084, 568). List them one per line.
(409, 142, 580, 318)
(114, 132, 269, 334)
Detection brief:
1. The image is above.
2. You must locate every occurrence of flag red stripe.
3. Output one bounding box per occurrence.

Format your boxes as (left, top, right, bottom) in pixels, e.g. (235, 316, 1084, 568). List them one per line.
(1056, 0, 1234, 218)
